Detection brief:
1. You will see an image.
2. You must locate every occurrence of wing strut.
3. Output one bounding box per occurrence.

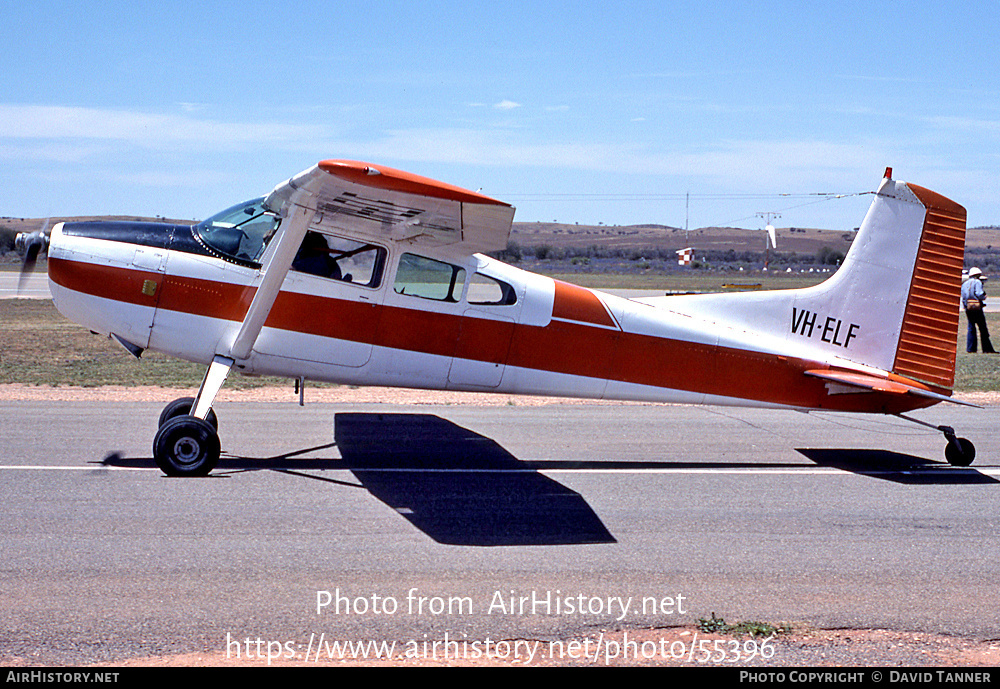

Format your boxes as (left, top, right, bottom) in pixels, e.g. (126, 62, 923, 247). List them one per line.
(228, 203, 313, 360)
(189, 201, 313, 419)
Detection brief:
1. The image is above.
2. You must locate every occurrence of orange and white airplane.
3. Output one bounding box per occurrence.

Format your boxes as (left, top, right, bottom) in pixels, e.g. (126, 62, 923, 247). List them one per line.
(19, 161, 975, 475)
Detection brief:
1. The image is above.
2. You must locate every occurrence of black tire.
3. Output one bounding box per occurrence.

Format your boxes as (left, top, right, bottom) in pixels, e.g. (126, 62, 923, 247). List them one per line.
(153, 416, 221, 477)
(945, 437, 976, 467)
(158, 397, 218, 431)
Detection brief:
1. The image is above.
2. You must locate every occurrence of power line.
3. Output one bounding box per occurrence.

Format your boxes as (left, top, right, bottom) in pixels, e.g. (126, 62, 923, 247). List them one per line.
(710, 192, 873, 228)
(500, 191, 855, 201)
(501, 189, 874, 229)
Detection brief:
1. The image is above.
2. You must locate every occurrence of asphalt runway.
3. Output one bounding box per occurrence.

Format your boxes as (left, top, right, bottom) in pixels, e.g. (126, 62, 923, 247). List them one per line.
(2, 398, 999, 665)
(0, 271, 50, 299)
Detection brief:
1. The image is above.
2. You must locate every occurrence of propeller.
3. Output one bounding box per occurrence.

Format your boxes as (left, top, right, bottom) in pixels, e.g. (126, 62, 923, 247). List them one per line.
(15, 219, 50, 296)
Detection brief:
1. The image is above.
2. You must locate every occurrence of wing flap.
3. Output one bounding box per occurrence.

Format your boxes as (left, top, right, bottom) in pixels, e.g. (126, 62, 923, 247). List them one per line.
(265, 160, 514, 253)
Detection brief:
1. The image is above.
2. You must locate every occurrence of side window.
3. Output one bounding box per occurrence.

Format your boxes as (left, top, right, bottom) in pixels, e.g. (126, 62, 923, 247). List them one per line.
(467, 273, 517, 306)
(291, 231, 386, 288)
(394, 253, 466, 302)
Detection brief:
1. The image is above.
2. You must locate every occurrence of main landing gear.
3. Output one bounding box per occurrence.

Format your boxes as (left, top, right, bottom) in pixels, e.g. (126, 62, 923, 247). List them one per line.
(153, 410, 221, 477)
(152, 356, 232, 477)
(152, 396, 221, 476)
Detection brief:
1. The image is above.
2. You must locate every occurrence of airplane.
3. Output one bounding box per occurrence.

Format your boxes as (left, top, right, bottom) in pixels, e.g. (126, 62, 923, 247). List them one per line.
(16, 160, 977, 476)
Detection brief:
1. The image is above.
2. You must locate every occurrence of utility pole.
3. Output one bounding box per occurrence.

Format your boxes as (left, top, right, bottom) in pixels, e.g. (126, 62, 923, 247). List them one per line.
(685, 192, 690, 238)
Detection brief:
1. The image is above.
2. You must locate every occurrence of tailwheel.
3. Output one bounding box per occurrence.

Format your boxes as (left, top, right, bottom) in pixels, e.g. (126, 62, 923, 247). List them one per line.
(944, 435, 976, 467)
(158, 396, 218, 431)
(153, 416, 221, 477)
(895, 416, 978, 468)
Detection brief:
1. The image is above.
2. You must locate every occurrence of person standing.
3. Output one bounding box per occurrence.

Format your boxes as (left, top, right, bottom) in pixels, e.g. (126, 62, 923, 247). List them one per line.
(962, 267, 996, 353)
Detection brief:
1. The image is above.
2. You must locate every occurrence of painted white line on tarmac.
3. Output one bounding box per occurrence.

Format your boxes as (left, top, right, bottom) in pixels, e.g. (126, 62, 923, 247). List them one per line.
(0, 465, 158, 471)
(2, 465, 998, 476)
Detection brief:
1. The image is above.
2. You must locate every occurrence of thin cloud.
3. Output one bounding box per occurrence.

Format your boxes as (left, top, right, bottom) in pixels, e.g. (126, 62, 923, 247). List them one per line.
(925, 115, 1000, 136)
(352, 127, 879, 185)
(122, 169, 231, 187)
(0, 104, 325, 149)
(494, 100, 521, 110)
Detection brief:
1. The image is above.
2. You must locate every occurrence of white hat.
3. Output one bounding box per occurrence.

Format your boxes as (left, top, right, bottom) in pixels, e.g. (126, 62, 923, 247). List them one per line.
(969, 267, 983, 278)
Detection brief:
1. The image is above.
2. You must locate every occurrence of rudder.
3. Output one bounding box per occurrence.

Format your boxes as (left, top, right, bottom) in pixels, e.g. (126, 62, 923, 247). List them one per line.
(891, 183, 967, 389)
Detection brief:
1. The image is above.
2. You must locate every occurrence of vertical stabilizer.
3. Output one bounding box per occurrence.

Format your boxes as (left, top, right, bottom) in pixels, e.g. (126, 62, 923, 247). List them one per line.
(648, 172, 967, 391)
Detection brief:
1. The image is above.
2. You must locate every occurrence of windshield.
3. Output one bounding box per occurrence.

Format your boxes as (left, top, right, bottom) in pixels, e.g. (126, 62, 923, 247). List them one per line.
(194, 197, 280, 264)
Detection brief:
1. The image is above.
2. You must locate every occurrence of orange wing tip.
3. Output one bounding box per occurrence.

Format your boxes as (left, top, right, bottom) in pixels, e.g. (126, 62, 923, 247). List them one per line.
(318, 159, 510, 207)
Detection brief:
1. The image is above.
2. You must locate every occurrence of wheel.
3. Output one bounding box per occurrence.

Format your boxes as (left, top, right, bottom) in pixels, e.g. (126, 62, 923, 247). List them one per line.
(153, 416, 221, 477)
(945, 437, 976, 467)
(158, 397, 218, 431)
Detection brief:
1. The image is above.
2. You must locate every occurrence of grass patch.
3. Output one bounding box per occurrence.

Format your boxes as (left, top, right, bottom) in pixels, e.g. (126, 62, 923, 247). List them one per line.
(697, 612, 791, 638)
(953, 311, 1000, 391)
(0, 300, 283, 388)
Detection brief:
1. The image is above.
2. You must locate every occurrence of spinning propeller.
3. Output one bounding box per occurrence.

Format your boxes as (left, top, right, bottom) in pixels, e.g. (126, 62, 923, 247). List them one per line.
(14, 219, 50, 296)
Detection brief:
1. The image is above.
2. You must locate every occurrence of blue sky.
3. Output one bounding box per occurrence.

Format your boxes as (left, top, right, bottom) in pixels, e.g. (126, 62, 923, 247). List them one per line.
(2, 1, 998, 231)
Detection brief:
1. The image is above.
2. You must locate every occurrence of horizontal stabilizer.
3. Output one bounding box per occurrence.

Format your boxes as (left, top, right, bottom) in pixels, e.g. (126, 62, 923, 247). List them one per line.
(804, 369, 980, 408)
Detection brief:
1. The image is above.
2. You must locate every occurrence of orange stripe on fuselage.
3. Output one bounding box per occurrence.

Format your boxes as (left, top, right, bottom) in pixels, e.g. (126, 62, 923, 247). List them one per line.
(49, 256, 163, 310)
(49, 257, 934, 413)
(49, 256, 256, 321)
(159, 274, 255, 322)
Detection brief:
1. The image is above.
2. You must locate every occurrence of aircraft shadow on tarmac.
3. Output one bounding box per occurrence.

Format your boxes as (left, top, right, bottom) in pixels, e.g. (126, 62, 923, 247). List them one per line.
(796, 448, 999, 485)
(330, 413, 617, 546)
(103, 413, 617, 547)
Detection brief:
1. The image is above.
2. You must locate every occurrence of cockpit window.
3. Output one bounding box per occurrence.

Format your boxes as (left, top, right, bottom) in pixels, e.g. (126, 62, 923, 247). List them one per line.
(194, 197, 280, 264)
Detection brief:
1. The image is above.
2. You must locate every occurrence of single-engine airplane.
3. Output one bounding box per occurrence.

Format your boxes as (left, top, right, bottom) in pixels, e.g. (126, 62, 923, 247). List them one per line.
(17, 161, 976, 475)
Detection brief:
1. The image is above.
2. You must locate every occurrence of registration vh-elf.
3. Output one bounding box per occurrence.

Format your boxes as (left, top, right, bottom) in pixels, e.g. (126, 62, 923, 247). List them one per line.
(16, 161, 976, 475)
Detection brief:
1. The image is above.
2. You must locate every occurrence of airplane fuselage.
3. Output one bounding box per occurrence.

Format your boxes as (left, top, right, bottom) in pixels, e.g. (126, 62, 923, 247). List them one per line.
(46, 218, 935, 415)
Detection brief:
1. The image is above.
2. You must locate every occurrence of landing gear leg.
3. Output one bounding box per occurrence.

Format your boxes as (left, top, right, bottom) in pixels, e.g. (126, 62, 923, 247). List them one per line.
(153, 356, 233, 476)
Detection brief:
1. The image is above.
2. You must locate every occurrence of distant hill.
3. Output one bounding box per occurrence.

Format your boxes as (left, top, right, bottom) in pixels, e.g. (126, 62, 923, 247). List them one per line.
(3, 215, 999, 263)
(511, 221, 859, 255)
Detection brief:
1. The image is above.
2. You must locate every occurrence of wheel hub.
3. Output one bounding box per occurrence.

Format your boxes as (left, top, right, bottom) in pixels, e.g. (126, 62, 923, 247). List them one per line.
(172, 437, 202, 465)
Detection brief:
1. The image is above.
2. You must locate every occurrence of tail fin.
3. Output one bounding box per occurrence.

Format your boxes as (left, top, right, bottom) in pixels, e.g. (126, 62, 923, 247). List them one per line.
(803, 171, 967, 388)
(655, 171, 967, 390)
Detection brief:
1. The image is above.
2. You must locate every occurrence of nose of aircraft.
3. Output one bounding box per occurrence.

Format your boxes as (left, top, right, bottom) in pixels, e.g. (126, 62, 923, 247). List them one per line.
(46, 220, 179, 348)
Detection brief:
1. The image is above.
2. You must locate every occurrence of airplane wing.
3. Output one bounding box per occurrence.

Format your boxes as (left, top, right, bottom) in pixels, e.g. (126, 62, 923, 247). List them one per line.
(264, 160, 515, 253)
